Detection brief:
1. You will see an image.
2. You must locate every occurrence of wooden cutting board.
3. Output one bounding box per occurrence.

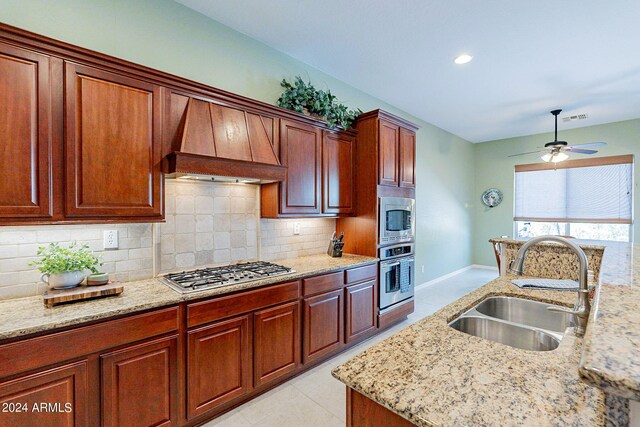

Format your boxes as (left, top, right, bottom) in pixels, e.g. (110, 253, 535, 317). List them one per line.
(43, 282, 123, 307)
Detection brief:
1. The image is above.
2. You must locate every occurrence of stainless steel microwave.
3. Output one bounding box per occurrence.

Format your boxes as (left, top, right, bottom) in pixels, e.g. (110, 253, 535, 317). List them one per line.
(379, 197, 415, 244)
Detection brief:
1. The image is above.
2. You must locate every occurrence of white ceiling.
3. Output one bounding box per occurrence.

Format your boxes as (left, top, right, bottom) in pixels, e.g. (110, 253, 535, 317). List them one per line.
(176, 0, 640, 142)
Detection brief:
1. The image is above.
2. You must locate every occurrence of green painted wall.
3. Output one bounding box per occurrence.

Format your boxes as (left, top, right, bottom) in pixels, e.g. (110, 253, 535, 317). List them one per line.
(473, 118, 640, 266)
(0, 0, 476, 284)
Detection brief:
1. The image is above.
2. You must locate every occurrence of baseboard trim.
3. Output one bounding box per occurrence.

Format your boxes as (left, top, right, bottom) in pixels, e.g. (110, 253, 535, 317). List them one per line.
(471, 264, 499, 271)
(415, 264, 498, 293)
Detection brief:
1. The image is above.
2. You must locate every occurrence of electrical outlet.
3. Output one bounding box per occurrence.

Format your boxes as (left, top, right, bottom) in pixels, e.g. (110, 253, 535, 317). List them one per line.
(103, 230, 119, 249)
(293, 222, 301, 235)
(421, 265, 425, 273)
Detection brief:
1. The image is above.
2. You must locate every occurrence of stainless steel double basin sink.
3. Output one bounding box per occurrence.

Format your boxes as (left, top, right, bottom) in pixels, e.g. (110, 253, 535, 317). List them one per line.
(449, 296, 575, 351)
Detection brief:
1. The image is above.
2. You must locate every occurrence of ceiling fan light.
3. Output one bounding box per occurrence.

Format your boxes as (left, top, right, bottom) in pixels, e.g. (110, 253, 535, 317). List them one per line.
(541, 153, 553, 162)
(553, 152, 569, 163)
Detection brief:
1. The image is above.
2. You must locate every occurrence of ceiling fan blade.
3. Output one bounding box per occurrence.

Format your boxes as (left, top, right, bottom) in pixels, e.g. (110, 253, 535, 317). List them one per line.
(565, 148, 598, 154)
(508, 150, 546, 158)
(568, 142, 607, 149)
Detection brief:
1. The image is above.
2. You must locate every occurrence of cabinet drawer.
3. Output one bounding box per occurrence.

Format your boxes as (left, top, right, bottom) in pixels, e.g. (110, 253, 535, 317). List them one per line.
(345, 264, 377, 285)
(0, 307, 179, 379)
(187, 281, 300, 328)
(302, 272, 344, 296)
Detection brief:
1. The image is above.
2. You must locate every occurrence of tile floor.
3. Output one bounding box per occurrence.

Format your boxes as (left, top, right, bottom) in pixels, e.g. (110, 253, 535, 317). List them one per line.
(203, 267, 499, 427)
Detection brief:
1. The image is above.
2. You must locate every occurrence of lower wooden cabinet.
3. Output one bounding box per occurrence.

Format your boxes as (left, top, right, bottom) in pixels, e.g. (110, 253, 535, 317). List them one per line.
(101, 336, 178, 427)
(345, 279, 377, 343)
(303, 289, 344, 364)
(0, 361, 88, 427)
(187, 315, 251, 419)
(253, 301, 300, 387)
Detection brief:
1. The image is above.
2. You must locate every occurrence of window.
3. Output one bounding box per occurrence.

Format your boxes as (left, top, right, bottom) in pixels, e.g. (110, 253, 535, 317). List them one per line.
(513, 155, 633, 242)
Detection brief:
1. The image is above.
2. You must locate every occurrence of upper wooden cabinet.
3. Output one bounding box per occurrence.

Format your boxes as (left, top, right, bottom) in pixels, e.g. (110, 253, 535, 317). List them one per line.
(399, 128, 416, 188)
(279, 119, 322, 215)
(379, 120, 400, 187)
(378, 119, 416, 188)
(0, 42, 52, 219)
(64, 62, 163, 218)
(261, 120, 356, 218)
(322, 130, 355, 215)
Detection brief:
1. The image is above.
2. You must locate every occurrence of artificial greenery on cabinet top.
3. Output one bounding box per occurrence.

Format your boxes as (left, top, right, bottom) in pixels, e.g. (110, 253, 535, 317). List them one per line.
(277, 76, 362, 130)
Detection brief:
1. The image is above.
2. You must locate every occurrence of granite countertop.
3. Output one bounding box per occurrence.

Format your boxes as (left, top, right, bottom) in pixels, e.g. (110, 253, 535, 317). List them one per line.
(489, 237, 607, 251)
(0, 253, 377, 341)
(332, 275, 605, 426)
(579, 243, 640, 400)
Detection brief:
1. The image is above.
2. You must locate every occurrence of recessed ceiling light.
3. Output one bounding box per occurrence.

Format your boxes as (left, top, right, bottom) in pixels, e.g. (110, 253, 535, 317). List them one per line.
(454, 54, 473, 65)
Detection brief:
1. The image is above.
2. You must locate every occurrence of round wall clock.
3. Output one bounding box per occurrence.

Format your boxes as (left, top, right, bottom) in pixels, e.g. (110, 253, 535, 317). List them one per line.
(481, 188, 503, 208)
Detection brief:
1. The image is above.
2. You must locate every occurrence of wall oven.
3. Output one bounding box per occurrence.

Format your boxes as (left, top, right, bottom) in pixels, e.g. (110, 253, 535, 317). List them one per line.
(379, 197, 415, 245)
(379, 243, 415, 312)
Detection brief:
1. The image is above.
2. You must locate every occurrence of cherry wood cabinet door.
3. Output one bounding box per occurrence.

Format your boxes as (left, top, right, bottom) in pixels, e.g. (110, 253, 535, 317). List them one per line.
(302, 289, 344, 364)
(399, 128, 416, 188)
(187, 315, 251, 419)
(0, 42, 52, 219)
(253, 301, 300, 387)
(64, 62, 162, 218)
(0, 361, 88, 427)
(279, 119, 322, 214)
(345, 279, 377, 343)
(378, 120, 399, 187)
(101, 336, 178, 427)
(322, 130, 355, 215)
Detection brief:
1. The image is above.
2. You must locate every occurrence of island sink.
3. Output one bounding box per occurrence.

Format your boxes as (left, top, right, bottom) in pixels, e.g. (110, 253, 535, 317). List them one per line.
(450, 296, 575, 351)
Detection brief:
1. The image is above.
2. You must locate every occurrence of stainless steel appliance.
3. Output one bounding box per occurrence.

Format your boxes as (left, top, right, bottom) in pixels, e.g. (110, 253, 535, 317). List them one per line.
(160, 261, 295, 294)
(379, 243, 415, 312)
(379, 197, 415, 244)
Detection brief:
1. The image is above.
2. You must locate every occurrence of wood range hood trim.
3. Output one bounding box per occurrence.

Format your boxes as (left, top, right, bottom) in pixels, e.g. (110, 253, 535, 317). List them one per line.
(164, 152, 286, 183)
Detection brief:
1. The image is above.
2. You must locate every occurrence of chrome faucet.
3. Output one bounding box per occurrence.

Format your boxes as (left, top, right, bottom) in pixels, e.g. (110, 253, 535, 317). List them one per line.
(508, 235, 591, 337)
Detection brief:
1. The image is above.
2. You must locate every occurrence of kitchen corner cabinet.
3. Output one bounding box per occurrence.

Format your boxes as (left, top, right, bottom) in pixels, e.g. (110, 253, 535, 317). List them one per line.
(260, 120, 356, 218)
(101, 336, 178, 427)
(378, 119, 416, 188)
(0, 42, 53, 219)
(64, 62, 163, 218)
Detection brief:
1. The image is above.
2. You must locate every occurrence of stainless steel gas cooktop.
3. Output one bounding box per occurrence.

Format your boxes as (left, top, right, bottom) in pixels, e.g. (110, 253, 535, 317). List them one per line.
(160, 261, 295, 294)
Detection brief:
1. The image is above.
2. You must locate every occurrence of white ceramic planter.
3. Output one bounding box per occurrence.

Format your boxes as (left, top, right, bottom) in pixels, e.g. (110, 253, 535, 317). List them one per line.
(41, 271, 85, 290)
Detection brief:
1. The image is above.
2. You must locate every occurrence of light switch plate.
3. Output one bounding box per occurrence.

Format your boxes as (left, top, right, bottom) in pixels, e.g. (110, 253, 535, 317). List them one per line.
(293, 222, 301, 235)
(103, 230, 119, 249)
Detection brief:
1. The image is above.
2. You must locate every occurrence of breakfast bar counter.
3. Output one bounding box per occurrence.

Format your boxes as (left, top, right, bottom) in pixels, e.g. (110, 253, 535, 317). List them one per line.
(333, 239, 640, 426)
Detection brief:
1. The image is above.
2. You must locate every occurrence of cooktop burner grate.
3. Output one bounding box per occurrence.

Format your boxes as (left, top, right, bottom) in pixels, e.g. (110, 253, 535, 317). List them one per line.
(160, 261, 295, 293)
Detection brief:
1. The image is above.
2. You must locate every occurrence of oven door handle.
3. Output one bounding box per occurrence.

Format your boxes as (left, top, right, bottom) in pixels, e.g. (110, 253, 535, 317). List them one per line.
(381, 261, 400, 269)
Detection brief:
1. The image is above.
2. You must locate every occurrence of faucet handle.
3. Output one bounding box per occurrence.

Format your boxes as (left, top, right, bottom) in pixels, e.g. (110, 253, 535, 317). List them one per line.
(547, 305, 577, 315)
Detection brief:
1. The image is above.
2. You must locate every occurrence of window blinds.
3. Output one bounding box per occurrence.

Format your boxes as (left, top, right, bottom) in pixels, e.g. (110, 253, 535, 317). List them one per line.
(514, 155, 633, 224)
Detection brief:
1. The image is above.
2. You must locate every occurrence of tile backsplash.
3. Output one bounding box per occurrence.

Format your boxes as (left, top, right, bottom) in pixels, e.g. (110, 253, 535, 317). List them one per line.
(260, 218, 336, 261)
(0, 180, 336, 299)
(0, 223, 153, 299)
(158, 180, 260, 273)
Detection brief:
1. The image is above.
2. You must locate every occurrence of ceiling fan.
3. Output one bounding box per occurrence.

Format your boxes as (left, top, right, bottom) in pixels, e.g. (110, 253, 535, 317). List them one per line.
(509, 109, 607, 163)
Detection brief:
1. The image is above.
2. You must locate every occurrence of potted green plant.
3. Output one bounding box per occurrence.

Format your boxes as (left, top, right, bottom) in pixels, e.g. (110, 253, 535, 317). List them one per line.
(30, 242, 102, 289)
(276, 76, 362, 129)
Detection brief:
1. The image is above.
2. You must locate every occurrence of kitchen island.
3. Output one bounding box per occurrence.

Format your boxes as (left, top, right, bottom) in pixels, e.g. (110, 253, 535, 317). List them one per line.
(333, 239, 639, 426)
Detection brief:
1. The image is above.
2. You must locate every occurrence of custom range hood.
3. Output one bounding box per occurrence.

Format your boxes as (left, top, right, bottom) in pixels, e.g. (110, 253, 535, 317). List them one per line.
(165, 97, 286, 183)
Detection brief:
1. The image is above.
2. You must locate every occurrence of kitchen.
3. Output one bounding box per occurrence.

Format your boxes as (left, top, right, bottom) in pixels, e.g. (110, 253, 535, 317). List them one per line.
(0, 1, 639, 426)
